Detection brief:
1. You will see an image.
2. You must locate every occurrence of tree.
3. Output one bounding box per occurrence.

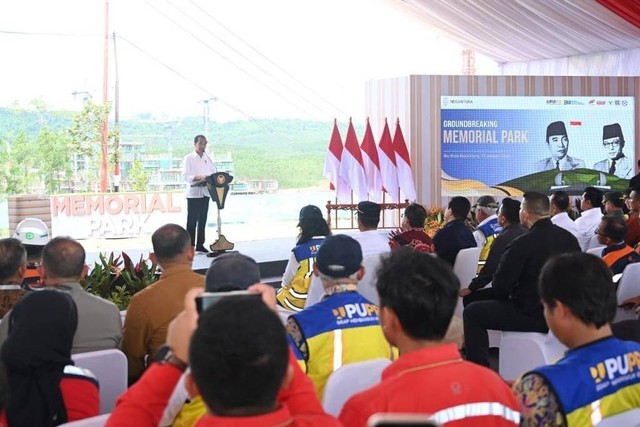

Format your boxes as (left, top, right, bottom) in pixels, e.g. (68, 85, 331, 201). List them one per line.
(129, 160, 150, 192)
(0, 131, 36, 195)
(34, 127, 72, 194)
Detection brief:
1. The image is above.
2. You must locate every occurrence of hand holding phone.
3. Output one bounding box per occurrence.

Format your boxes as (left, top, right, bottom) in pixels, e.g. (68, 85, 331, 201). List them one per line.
(195, 290, 261, 314)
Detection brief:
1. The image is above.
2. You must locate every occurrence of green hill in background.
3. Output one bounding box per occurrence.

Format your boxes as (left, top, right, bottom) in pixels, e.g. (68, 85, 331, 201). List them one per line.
(0, 106, 361, 189)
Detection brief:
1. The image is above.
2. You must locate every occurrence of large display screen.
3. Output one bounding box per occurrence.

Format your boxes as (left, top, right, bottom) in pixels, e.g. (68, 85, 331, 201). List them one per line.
(440, 96, 635, 196)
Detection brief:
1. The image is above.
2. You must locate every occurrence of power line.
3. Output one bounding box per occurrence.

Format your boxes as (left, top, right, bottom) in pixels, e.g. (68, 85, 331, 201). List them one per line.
(186, 0, 349, 118)
(140, 0, 322, 119)
(0, 30, 101, 37)
(165, 0, 340, 118)
(117, 34, 301, 140)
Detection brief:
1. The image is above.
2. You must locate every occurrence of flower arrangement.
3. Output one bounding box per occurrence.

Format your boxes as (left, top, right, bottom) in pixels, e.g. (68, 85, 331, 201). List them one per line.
(424, 206, 446, 237)
(80, 251, 159, 309)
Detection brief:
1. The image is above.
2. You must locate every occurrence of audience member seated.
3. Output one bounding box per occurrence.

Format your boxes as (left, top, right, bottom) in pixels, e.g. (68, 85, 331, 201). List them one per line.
(12, 218, 50, 288)
(432, 196, 476, 265)
(353, 201, 391, 257)
(549, 190, 580, 241)
(338, 248, 519, 427)
(122, 224, 205, 384)
(463, 192, 580, 367)
(277, 205, 331, 312)
(624, 187, 640, 248)
(1, 290, 99, 425)
(596, 216, 640, 275)
(611, 295, 640, 342)
(472, 195, 503, 272)
(460, 198, 526, 305)
(389, 203, 434, 252)
(603, 191, 626, 219)
(287, 235, 393, 399)
(106, 286, 341, 427)
(160, 252, 263, 427)
(0, 238, 28, 318)
(513, 253, 640, 425)
(0, 237, 122, 353)
(575, 186, 605, 251)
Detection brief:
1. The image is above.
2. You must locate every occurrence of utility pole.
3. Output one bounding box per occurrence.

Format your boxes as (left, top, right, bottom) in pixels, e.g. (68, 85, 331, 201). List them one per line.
(113, 31, 120, 192)
(201, 97, 217, 136)
(100, 0, 110, 192)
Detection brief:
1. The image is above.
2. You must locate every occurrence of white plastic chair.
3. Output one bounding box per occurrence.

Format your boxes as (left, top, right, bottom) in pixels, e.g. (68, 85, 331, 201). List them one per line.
(596, 408, 640, 427)
(498, 332, 567, 382)
(357, 254, 385, 305)
(452, 247, 481, 318)
(323, 358, 391, 416)
(72, 349, 128, 414)
(586, 246, 605, 257)
(58, 414, 110, 427)
(615, 263, 640, 322)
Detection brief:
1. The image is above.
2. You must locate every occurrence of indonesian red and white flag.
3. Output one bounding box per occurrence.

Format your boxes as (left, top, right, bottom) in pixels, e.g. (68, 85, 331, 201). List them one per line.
(323, 119, 350, 202)
(378, 118, 399, 202)
(393, 119, 416, 202)
(339, 119, 368, 201)
(360, 118, 383, 202)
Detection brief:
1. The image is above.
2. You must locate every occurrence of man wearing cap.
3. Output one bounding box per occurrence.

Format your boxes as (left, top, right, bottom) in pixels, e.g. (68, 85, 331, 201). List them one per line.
(13, 218, 50, 288)
(534, 121, 585, 172)
(286, 235, 393, 399)
(594, 123, 633, 179)
(353, 201, 390, 258)
(472, 195, 503, 273)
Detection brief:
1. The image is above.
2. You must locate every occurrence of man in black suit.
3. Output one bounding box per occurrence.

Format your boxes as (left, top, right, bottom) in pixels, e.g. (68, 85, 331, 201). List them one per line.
(463, 192, 581, 367)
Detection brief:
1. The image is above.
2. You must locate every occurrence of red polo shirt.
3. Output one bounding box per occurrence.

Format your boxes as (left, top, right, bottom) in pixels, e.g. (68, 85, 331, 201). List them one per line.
(339, 343, 520, 427)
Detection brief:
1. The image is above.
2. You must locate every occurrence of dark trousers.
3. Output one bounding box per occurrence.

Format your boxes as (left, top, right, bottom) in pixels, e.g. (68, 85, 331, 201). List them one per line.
(186, 197, 210, 248)
(463, 299, 548, 367)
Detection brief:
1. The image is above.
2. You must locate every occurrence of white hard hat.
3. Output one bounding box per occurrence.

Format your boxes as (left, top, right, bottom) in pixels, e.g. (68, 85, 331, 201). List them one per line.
(13, 218, 51, 246)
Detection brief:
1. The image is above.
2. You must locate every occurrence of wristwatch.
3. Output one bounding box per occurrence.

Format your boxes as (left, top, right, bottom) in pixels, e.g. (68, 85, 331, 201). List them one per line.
(155, 345, 188, 372)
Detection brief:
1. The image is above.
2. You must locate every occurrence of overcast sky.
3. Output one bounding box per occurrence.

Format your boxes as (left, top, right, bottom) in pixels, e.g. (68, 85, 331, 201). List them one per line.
(0, 0, 498, 122)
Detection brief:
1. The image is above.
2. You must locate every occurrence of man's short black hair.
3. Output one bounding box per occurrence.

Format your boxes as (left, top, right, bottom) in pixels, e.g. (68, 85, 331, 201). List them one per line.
(42, 237, 85, 279)
(523, 191, 550, 216)
(151, 224, 191, 262)
(205, 253, 261, 292)
(404, 203, 427, 228)
(0, 239, 26, 283)
(550, 191, 570, 211)
(194, 134, 206, 144)
(499, 198, 521, 224)
(600, 216, 627, 242)
(539, 253, 616, 328)
(448, 196, 471, 220)
(376, 247, 459, 340)
(190, 296, 288, 415)
(584, 186, 604, 208)
(603, 192, 624, 209)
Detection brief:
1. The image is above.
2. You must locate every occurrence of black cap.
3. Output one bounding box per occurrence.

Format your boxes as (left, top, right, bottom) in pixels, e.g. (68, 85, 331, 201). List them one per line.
(356, 201, 381, 219)
(546, 121, 567, 140)
(603, 123, 623, 142)
(316, 235, 363, 277)
(473, 195, 498, 209)
(298, 205, 323, 222)
(205, 253, 260, 292)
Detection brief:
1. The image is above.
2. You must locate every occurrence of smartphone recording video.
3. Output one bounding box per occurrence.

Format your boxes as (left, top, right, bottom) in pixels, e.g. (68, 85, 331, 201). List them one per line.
(195, 290, 261, 314)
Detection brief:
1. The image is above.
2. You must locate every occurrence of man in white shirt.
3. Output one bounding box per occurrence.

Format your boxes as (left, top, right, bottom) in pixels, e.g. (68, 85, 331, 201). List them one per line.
(353, 201, 390, 258)
(549, 191, 580, 241)
(182, 135, 217, 253)
(574, 186, 604, 251)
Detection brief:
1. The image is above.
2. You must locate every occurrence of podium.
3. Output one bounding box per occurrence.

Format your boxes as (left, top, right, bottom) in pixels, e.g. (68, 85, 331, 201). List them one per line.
(205, 172, 235, 256)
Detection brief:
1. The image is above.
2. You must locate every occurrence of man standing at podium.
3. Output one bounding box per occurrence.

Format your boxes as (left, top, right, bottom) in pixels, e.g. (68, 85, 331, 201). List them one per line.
(182, 135, 217, 253)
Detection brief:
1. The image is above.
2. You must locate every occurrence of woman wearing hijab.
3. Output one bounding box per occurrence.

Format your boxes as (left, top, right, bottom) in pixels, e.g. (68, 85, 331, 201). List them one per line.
(1, 289, 99, 426)
(276, 205, 331, 312)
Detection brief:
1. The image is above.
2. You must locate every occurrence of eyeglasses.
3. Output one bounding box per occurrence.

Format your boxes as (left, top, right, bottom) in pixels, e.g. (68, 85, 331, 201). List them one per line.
(594, 229, 609, 238)
(603, 140, 621, 148)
